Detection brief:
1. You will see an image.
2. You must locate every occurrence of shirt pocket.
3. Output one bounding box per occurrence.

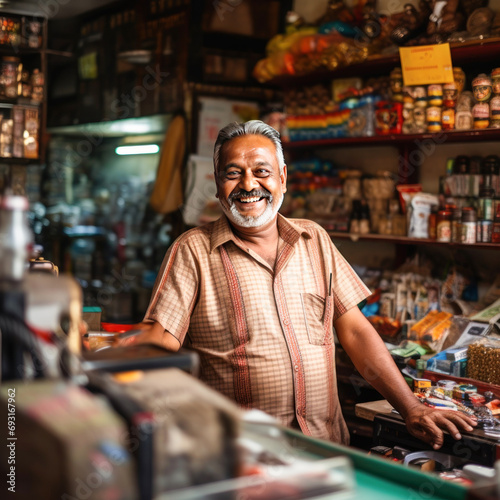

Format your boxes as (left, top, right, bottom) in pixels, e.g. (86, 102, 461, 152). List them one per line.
(300, 292, 334, 345)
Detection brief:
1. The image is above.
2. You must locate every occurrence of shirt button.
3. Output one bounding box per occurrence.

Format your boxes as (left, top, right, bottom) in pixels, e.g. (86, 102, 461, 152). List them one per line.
(294, 365, 299, 371)
(283, 318, 289, 326)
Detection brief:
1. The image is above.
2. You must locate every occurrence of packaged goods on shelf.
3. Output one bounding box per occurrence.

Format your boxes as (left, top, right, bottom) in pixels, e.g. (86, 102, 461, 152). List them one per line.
(468, 338, 500, 385)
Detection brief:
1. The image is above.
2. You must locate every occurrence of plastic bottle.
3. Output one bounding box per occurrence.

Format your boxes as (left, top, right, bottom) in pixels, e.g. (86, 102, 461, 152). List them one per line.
(0, 194, 32, 286)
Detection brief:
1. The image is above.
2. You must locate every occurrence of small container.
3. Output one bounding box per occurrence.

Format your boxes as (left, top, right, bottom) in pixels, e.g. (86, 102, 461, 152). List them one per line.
(416, 358, 427, 378)
(413, 86, 427, 107)
(457, 91, 474, 111)
(492, 204, 500, 243)
(443, 82, 458, 108)
(451, 207, 462, 242)
(427, 84, 443, 107)
(442, 108, 455, 130)
(437, 209, 452, 242)
(461, 208, 477, 244)
(455, 110, 473, 130)
(492, 67, 500, 95)
(479, 186, 495, 220)
(453, 67, 466, 94)
(473, 103, 490, 129)
(472, 73, 493, 102)
(490, 96, 500, 128)
(478, 220, 492, 242)
(428, 205, 438, 239)
(426, 106, 442, 132)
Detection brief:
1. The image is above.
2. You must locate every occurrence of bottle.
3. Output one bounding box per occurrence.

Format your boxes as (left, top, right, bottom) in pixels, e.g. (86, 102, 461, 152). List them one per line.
(492, 204, 500, 243)
(461, 208, 477, 244)
(451, 207, 462, 242)
(479, 186, 495, 221)
(0, 194, 33, 286)
(428, 205, 438, 239)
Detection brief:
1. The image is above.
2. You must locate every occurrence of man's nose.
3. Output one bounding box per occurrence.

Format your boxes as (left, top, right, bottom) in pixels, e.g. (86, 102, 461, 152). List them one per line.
(239, 172, 258, 192)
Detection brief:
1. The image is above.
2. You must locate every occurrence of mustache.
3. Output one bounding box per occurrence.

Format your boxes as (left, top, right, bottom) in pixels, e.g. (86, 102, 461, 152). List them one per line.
(228, 189, 272, 202)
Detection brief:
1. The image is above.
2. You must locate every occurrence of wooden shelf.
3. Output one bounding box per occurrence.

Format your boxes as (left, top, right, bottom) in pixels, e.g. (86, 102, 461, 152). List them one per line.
(267, 38, 500, 87)
(327, 231, 500, 249)
(283, 128, 500, 150)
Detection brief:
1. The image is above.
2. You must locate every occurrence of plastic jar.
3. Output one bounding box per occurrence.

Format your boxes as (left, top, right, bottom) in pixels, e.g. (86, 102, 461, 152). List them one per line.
(427, 84, 443, 107)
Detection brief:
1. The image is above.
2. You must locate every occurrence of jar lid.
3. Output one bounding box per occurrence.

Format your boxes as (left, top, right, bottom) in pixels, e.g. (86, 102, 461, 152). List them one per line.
(454, 155, 470, 174)
(462, 207, 477, 222)
(438, 210, 452, 217)
(482, 155, 500, 174)
(472, 74, 492, 87)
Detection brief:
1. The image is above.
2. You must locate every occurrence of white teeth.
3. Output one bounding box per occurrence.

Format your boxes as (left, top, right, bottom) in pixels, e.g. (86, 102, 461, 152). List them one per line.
(239, 197, 260, 203)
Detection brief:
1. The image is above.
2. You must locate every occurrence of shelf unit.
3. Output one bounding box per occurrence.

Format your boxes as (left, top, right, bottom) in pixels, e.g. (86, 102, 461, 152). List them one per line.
(0, 13, 47, 167)
(283, 128, 500, 150)
(273, 39, 500, 251)
(268, 38, 500, 87)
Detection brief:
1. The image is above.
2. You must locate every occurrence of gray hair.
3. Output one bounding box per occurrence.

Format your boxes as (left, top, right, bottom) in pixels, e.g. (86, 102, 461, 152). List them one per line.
(213, 120, 285, 174)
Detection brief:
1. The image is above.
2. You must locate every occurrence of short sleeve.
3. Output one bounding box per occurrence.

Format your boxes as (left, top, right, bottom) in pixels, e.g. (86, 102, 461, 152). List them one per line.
(330, 244, 371, 322)
(144, 237, 199, 343)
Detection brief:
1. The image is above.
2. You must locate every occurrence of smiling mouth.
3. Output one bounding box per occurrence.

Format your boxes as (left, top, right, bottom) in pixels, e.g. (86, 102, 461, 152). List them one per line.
(237, 196, 264, 203)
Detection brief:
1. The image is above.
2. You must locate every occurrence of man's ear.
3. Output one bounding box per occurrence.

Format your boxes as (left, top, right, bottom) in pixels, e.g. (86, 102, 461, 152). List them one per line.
(281, 164, 287, 194)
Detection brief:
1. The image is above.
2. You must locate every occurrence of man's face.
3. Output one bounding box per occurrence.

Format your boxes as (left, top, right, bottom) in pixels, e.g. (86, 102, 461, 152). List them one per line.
(216, 134, 287, 229)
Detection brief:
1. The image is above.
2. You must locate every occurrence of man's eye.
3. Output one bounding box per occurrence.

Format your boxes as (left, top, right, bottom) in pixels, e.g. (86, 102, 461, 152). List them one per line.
(226, 171, 240, 178)
(256, 169, 270, 177)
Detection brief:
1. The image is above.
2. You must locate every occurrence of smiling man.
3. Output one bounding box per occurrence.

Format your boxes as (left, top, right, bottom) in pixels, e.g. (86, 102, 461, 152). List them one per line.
(121, 120, 476, 448)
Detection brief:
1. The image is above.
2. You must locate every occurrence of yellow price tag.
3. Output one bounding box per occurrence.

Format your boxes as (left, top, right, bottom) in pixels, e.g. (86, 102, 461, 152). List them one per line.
(399, 44, 454, 86)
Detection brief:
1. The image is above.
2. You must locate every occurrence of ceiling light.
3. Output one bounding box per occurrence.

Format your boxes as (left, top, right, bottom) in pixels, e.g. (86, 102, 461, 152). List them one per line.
(115, 144, 160, 156)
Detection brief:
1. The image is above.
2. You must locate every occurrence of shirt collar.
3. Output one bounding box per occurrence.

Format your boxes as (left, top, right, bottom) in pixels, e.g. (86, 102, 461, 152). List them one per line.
(210, 213, 312, 253)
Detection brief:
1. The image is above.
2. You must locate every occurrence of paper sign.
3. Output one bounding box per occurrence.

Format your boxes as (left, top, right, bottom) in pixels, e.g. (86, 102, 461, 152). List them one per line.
(399, 44, 454, 86)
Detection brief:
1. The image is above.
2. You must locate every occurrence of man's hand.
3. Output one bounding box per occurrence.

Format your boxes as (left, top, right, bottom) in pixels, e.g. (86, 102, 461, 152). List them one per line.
(403, 404, 477, 449)
(113, 321, 181, 352)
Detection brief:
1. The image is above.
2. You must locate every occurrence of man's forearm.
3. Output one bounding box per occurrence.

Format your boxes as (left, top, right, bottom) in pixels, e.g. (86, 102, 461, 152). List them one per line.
(335, 307, 420, 419)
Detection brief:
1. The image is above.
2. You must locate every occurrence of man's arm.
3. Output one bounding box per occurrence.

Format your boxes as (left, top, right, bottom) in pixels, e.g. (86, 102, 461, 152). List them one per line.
(334, 306, 476, 449)
(114, 321, 181, 351)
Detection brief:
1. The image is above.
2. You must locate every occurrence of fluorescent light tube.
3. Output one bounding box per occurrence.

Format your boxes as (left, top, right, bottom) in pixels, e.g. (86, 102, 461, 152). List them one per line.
(115, 144, 160, 155)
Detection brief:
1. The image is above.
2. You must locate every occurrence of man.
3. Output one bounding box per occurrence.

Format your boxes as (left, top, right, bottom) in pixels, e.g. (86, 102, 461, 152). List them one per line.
(122, 120, 476, 448)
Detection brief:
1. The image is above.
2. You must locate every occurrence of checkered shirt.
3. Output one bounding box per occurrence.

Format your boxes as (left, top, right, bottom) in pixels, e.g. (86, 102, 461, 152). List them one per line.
(145, 214, 371, 443)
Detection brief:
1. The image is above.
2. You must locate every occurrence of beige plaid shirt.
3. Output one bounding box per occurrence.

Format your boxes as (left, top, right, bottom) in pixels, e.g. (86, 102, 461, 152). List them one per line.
(145, 214, 371, 443)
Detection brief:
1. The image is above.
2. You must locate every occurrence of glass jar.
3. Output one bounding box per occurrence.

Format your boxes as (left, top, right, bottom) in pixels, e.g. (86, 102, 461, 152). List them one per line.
(473, 103, 490, 129)
(472, 73, 493, 102)
(461, 208, 477, 244)
(491, 67, 500, 95)
(437, 210, 452, 242)
(426, 106, 442, 132)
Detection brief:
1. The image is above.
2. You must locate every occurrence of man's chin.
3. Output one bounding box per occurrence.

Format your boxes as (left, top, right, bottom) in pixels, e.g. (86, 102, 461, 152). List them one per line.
(224, 205, 275, 229)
